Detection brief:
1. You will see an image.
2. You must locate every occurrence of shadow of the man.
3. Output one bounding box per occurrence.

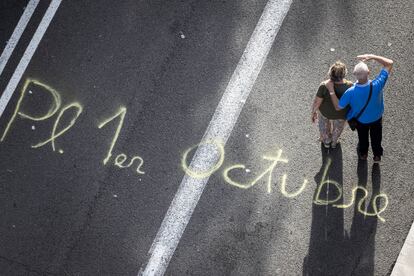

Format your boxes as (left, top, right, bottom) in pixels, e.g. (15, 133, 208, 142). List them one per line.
(348, 163, 380, 275)
(303, 146, 382, 276)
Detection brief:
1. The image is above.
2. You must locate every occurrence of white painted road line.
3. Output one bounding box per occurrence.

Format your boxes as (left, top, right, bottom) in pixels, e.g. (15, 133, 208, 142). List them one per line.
(0, 0, 62, 119)
(391, 221, 414, 276)
(0, 0, 40, 77)
(138, 0, 293, 275)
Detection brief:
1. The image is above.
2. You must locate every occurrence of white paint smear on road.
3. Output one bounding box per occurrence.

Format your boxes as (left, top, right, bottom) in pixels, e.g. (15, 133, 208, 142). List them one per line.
(0, 0, 62, 119)
(0, 0, 40, 77)
(138, 0, 293, 275)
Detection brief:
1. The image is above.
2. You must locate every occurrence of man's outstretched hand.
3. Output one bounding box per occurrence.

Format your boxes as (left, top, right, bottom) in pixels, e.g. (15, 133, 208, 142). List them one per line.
(324, 79, 334, 91)
(357, 54, 373, 62)
(325, 79, 341, 111)
(357, 54, 394, 72)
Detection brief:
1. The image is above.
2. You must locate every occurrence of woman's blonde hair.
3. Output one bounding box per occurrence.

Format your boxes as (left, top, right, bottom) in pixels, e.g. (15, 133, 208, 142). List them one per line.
(328, 61, 348, 82)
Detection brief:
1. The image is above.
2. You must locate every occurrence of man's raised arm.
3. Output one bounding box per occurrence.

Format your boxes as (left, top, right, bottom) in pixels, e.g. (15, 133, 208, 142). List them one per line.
(357, 54, 394, 72)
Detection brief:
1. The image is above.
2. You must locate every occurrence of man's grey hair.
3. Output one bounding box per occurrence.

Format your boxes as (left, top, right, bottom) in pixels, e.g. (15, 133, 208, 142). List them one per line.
(353, 62, 369, 76)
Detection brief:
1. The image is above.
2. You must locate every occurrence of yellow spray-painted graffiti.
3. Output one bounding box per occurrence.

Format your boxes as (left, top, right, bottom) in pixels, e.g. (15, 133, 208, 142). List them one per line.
(0, 78, 144, 176)
(1, 79, 62, 142)
(313, 158, 343, 206)
(181, 139, 225, 179)
(333, 186, 389, 222)
(98, 107, 145, 175)
(223, 149, 308, 196)
(313, 157, 388, 222)
(181, 143, 309, 197)
(223, 149, 288, 192)
(32, 102, 83, 151)
(280, 174, 309, 198)
(114, 154, 145, 174)
(1, 79, 82, 153)
(0, 78, 388, 221)
(181, 142, 388, 222)
(98, 107, 126, 165)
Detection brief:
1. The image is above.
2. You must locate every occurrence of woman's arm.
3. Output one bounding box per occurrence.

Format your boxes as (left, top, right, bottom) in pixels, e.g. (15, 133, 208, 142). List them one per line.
(311, 96, 323, 123)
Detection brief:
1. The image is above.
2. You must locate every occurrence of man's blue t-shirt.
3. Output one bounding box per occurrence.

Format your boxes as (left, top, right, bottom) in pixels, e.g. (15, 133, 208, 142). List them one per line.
(338, 68, 389, 124)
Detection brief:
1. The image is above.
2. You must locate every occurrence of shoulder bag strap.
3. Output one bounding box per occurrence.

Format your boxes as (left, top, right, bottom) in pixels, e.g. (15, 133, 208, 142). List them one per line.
(355, 82, 373, 120)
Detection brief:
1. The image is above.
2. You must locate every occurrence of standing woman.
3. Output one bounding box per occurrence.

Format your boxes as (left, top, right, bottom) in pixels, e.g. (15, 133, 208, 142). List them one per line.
(311, 61, 353, 148)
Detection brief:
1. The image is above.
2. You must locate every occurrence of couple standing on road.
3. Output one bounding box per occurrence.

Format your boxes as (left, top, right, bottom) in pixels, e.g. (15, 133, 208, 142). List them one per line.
(311, 54, 394, 163)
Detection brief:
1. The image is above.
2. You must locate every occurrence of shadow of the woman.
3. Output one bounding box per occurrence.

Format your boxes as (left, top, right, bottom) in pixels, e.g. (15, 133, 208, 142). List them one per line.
(303, 145, 381, 276)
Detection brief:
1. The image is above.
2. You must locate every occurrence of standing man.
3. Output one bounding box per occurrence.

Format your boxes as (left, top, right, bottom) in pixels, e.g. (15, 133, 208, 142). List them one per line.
(326, 54, 394, 163)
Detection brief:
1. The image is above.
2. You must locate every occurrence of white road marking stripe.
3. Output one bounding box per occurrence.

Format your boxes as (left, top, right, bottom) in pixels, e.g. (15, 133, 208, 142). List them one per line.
(138, 0, 293, 275)
(391, 221, 414, 276)
(0, 0, 62, 119)
(0, 0, 40, 77)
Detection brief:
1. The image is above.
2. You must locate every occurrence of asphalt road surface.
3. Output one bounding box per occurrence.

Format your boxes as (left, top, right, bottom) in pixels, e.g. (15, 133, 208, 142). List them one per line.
(0, 0, 413, 275)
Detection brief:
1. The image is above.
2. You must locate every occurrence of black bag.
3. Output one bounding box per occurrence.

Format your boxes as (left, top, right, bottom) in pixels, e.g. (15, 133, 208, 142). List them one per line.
(348, 82, 373, 131)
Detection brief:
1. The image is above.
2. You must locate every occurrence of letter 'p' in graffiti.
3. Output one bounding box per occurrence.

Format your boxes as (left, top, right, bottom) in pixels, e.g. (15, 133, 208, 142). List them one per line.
(1, 79, 62, 142)
(0, 79, 83, 153)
